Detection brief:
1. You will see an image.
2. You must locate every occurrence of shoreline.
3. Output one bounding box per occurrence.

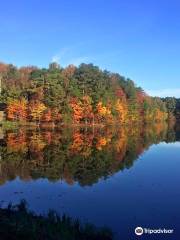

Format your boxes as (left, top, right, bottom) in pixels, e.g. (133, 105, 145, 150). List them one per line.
(0, 120, 172, 131)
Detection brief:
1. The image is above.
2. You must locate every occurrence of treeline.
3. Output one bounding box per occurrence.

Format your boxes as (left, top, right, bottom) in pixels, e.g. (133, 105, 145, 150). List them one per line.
(0, 61, 173, 125)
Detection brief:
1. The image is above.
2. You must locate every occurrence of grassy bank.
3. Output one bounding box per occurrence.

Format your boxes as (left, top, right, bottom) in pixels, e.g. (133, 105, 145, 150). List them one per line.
(0, 120, 107, 130)
(0, 119, 170, 131)
(0, 121, 21, 130)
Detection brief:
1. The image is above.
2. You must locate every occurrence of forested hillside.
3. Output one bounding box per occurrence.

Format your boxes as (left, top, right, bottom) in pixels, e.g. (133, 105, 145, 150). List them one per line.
(162, 97, 180, 121)
(0, 61, 177, 125)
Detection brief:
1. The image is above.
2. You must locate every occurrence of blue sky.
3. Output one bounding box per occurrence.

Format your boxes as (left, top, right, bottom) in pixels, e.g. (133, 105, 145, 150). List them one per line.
(0, 0, 180, 97)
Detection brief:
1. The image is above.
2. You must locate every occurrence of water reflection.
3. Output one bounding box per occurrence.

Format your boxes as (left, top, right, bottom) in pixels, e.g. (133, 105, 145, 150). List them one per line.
(0, 122, 178, 186)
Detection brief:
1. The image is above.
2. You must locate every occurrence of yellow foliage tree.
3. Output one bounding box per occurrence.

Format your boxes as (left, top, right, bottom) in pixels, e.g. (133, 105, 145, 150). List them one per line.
(29, 102, 46, 123)
(115, 99, 127, 123)
(96, 101, 113, 123)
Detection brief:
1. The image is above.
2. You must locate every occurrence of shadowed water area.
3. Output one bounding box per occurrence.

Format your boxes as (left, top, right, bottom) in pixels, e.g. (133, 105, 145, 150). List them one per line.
(0, 123, 180, 239)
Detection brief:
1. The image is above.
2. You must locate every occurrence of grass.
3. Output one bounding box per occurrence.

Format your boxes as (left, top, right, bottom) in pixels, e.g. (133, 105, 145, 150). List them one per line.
(0, 121, 20, 130)
(0, 200, 113, 240)
(0, 121, 40, 130)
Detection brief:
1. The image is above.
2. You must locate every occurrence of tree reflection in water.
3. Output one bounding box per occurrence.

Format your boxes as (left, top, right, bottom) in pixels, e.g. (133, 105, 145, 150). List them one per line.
(0, 122, 178, 186)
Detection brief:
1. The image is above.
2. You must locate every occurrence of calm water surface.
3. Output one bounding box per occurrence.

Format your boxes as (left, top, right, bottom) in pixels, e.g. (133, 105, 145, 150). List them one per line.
(0, 124, 180, 239)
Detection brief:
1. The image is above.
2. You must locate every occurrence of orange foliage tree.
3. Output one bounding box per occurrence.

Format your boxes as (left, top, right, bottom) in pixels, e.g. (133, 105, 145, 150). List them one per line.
(7, 98, 27, 121)
(69, 98, 83, 123)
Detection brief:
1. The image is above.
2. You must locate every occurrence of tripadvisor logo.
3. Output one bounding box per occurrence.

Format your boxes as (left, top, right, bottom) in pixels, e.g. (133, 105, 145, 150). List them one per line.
(135, 226, 174, 236)
(135, 227, 143, 236)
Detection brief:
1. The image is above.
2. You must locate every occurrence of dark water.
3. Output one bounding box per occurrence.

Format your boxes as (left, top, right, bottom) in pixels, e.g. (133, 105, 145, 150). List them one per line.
(0, 123, 180, 239)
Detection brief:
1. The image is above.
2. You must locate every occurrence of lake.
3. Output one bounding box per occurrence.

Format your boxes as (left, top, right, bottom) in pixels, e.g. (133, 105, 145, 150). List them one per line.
(0, 123, 180, 239)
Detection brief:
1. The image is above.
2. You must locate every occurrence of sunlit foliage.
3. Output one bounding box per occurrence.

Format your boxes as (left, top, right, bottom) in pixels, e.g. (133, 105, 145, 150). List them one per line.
(0, 61, 172, 124)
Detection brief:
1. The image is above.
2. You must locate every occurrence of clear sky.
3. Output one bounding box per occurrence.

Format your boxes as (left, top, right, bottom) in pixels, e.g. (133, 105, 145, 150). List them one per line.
(0, 0, 180, 97)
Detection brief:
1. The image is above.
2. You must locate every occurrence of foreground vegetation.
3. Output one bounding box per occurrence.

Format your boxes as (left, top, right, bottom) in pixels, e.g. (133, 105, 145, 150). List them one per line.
(0, 201, 113, 240)
(0, 61, 176, 125)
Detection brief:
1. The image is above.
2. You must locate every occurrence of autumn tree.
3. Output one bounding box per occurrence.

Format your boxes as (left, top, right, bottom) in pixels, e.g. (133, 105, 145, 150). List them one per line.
(0, 61, 172, 125)
(7, 98, 27, 121)
(29, 101, 46, 123)
(69, 97, 83, 123)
